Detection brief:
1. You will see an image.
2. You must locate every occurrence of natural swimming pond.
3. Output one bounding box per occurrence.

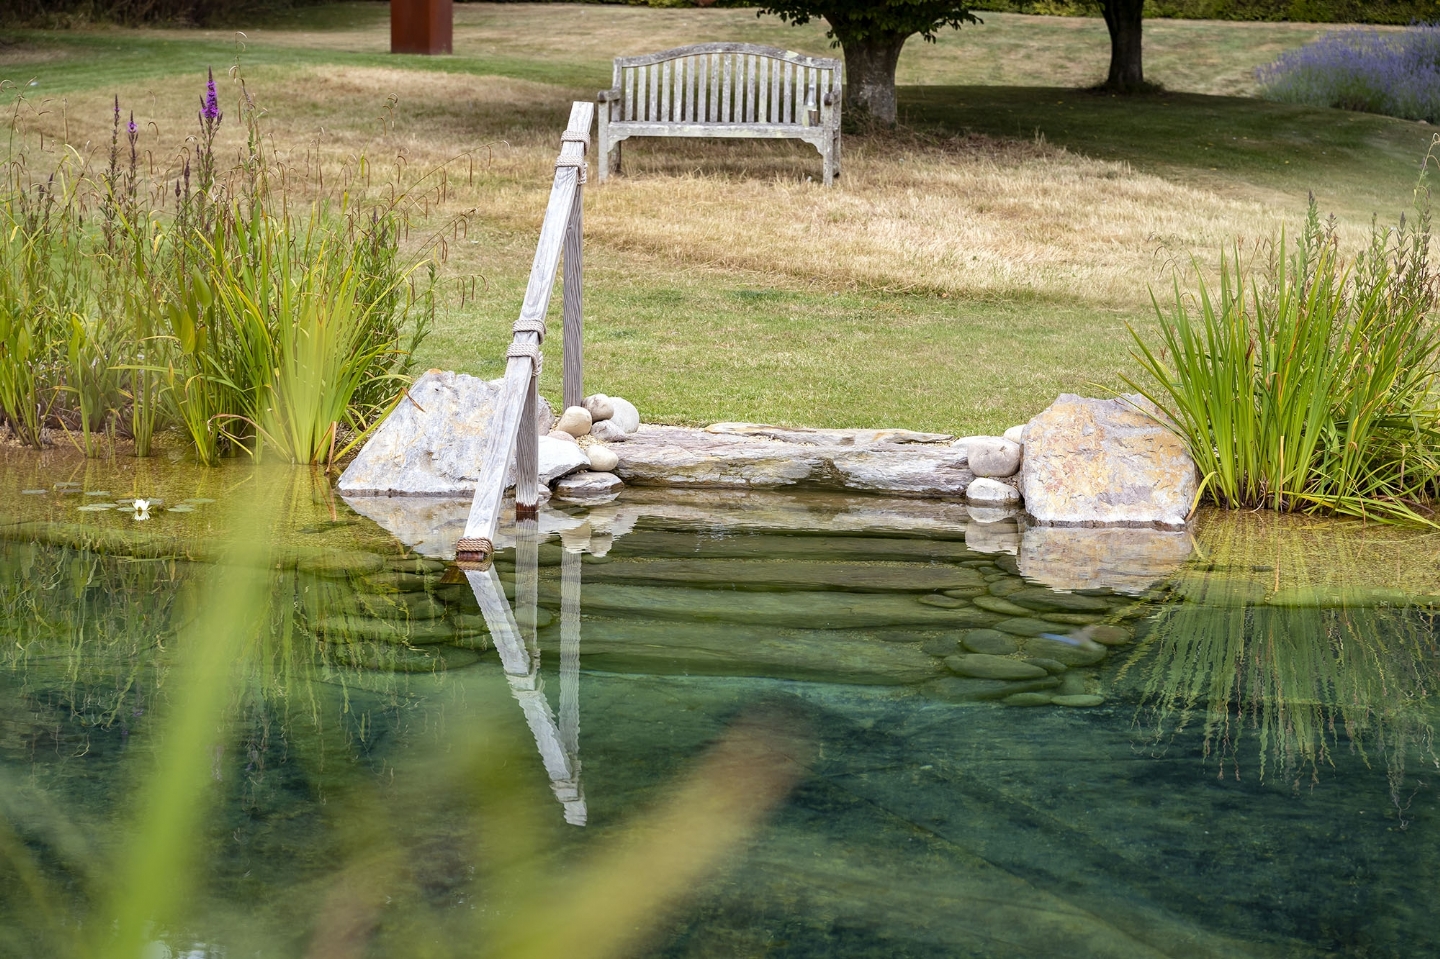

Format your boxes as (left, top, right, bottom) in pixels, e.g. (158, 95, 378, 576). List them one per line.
(0, 450, 1437, 958)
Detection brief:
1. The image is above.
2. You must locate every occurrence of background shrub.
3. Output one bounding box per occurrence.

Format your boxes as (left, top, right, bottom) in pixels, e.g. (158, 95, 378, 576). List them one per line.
(1255, 24, 1440, 121)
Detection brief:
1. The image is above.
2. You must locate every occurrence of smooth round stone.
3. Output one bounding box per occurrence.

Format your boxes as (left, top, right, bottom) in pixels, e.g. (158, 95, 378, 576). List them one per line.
(1006, 587, 1109, 613)
(547, 429, 578, 444)
(1087, 624, 1133, 646)
(919, 594, 968, 609)
(590, 419, 628, 443)
(967, 437, 1023, 478)
(1023, 634, 1107, 666)
(556, 406, 593, 437)
(1003, 692, 1055, 707)
(1043, 612, 1105, 625)
(966, 477, 1021, 507)
(945, 653, 1048, 681)
(921, 636, 961, 656)
(994, 554, 1021, 576)
(1057, 672, 1089, 696)
(942, 586, 988, 599)
(1002, 424, 1026, 444)
(1025, 657, 1068, 674)
(1052, 694, 1105, 708)
(961, 628, 1019, 655)
(973, 595, 1032, 617)
(554, 470, 624, 504)
(608, 396, 641, 433)
(988, 578, 1026, 597)
(587, 444, 620, 472)
(993, 617, 1058, 637)
(582, 393, 615, 422)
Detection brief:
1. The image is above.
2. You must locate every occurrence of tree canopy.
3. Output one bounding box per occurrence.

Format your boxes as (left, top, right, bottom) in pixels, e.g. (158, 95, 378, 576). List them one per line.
(756, 0, 979, 124)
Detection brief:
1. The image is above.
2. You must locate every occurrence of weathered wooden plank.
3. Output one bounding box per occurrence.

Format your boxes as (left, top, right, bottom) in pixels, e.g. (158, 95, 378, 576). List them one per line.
(745, 54, 756, 122)
(758, 55, 769, 122)
(561, 191, 583, 409)
(721, 53, 732, 123)
(661, 59, 671, 123)
(515, 373, 539, 512)
(647, 63, 657, 122)
(463, 101, 594, 553)
(783, 60, 793, 124)
(770, 57, 781, 124)
(601, 122, 831, 141)
(698, 54, 709, 123)
(624, 65, 635, 122)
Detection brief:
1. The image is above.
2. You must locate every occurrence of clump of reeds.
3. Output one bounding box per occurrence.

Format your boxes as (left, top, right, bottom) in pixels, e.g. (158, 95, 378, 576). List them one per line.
(1126, 190, 1440, 526)
(0, 66, 438, 466)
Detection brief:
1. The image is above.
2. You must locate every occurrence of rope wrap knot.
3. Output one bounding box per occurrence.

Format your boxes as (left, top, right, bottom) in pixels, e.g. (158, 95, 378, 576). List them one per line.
(506, 341, 543, 372)
(555, 154, 588, 184)
(512, 317, 547, 339)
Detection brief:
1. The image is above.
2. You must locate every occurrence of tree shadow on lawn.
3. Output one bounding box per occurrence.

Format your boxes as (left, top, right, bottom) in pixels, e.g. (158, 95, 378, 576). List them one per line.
(901, 84, 1436, 219)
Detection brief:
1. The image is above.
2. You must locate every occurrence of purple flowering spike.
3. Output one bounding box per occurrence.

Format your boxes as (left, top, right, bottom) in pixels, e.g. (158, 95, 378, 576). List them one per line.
(128, 111, 137, 137)
(201, 67, 222, 123)
(113, 95, 120, 121)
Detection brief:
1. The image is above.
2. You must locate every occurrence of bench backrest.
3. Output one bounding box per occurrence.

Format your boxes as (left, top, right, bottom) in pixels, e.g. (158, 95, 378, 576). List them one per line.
(611, 42, 842, 127)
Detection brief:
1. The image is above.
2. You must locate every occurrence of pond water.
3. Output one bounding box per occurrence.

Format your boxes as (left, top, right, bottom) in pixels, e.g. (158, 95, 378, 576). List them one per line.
(0, 450, 1437, 958)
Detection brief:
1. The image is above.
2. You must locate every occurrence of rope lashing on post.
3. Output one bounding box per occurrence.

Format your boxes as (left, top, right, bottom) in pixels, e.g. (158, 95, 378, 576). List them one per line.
(454, 536, 494, 569)
(556, 131, 590, 183)
(506, 340, 543, 372)
(512, 316, 547, 338)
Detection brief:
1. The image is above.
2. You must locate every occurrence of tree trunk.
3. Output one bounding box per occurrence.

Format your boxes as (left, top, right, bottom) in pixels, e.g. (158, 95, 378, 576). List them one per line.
(1100, 0, 1145, 93)
(830, 28, 908, 126)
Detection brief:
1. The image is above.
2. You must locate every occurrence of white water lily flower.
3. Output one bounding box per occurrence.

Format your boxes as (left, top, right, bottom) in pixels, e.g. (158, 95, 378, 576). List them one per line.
(132, 498, 151, 520)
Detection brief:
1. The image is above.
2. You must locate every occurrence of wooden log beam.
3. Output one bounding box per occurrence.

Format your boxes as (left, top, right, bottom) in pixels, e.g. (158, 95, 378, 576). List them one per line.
(458, 100, 594, 565)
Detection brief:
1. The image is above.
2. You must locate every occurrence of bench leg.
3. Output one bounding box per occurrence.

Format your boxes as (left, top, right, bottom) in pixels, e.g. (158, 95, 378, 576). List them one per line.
(822, 137, 835, 187)
(597, 111, 611, 182)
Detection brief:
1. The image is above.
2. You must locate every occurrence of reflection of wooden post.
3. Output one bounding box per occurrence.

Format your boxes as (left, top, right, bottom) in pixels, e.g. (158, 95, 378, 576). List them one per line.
(391, 0, 452, 55)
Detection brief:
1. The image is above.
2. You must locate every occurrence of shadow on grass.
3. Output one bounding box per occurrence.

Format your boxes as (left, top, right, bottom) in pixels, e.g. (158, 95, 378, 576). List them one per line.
(900, 84, 1435, 216)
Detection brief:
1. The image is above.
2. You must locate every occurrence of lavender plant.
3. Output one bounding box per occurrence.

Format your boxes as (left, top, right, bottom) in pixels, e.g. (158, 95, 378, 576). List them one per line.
(1257, 25, 1440, 123)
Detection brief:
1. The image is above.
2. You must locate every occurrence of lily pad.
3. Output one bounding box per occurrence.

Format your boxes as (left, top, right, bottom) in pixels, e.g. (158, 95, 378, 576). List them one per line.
(84, 491, 112, 497)
(76, 504, 116, 512)
(166, 504, 196, 513)
(182, 498, 216, 505)
(20, 489, 46, 495)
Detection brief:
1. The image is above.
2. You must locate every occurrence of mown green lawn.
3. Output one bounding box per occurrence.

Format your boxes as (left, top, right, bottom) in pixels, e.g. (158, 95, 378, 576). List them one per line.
(2, 5, 1433, 434)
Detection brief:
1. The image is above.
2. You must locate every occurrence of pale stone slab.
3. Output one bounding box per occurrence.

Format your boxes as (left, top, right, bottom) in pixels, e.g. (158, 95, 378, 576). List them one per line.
(1022, 394, 1198, 530)
(967, 477, 1022, 506)
(539, 435, 592, 484)
(707, 423, 953, 445)
(338, 370, 552, 496)
(554, 470, 624, 505)
(615, 425, 976, 497)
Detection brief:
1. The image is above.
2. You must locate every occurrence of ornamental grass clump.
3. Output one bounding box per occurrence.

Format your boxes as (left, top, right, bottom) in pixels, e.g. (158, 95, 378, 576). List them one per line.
(0, 65, 438, 466)
(1126, 196, 1440, 526)
(1257, 25, 1440, 123)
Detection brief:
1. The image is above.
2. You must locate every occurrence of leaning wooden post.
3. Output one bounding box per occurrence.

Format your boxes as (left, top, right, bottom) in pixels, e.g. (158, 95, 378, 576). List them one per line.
(456, 101, 594, 568)
(561, 191, 584, 410)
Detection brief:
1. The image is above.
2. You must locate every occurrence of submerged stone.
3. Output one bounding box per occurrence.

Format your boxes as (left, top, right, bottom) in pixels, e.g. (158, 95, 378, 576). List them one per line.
(972, 595, 1034, 617)
(576, 558, 993, 594)
(1041, 612, 1106, 625)
(1022, 635, 1107, 666)
(918, 594, 969, 609)
(1005, 587, 1110, 613)
(318, 614, 455, 645)
(1052, 694, 1105, 708)
(993, 617, 1059, 637)
(961, 628, 1020, 655)
(944, 654, 1048, 681)
(1003, 692, 1055, 707)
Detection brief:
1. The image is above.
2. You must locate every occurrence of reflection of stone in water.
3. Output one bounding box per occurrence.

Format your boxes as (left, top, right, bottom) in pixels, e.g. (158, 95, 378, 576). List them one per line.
(1018, 526, 1194, 595)
(964, 520, 1019, 556)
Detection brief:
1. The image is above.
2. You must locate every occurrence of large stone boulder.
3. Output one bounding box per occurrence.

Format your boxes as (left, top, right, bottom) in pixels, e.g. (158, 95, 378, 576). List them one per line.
(1021, 394, 1197, 530)
(338, 370, 554, 496)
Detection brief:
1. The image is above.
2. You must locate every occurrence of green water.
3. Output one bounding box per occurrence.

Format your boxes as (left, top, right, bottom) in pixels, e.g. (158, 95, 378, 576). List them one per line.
(0, 452, 1437, 958)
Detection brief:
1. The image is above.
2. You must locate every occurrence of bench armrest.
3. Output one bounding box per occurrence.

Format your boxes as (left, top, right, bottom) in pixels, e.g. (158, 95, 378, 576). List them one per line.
(597, 88, 622, 103)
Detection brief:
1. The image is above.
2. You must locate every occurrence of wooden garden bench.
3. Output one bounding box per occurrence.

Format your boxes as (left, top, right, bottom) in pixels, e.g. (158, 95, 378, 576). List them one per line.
(597, 43, 843, 186)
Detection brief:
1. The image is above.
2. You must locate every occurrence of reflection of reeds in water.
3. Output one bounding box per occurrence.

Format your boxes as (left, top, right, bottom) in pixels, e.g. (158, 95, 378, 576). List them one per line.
(0, 466, 808, 957)
(1119, 509, 1440, 804)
